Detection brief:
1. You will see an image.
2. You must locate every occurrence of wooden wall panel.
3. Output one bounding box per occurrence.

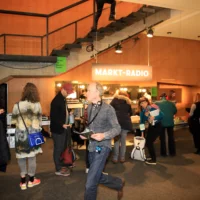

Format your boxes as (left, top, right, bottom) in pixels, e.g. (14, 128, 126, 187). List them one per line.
(49, 1, 92, 33)
(7, 78, 55, 116)
(48, 25, 75, 53)
(6, 36, 42, 55)
(0, 14, 46, 35)
(0, 0, 80, 14)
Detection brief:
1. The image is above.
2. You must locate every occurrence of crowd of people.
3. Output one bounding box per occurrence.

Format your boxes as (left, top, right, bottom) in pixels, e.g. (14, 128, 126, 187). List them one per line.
(1, 81, 200, 200)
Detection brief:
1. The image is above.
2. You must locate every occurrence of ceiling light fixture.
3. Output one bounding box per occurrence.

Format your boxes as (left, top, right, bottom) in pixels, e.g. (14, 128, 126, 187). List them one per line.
(115, 42, 122, 53)
(147, 28, 154, 38)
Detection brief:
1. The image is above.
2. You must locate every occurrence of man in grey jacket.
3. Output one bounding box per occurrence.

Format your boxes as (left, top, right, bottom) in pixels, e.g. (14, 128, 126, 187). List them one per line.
(81, 82, 124, 200)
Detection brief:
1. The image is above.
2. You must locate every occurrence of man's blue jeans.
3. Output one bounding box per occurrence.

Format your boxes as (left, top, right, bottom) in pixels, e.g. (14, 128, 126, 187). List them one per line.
(84, 146, 123, 200)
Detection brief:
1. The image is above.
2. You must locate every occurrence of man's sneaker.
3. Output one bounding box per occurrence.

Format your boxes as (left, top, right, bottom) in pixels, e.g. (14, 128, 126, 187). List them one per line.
(109, 15, 116, 21)
(85, 168, 89, 174)
(55, 170, 70, 177)
(145, 160, 157, 165)
(20, 182, 27, 190)
(145, 157, 152, 161)
(28, 178, 41, 188)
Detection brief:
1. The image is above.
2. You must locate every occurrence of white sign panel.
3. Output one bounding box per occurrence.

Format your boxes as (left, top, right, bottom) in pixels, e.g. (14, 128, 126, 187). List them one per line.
(92, 64, 152, 81)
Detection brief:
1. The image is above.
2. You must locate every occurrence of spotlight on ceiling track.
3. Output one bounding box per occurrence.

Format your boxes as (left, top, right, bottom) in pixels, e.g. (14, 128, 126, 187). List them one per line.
(147, 28, 154, 38)
(115, 42, 122, 53)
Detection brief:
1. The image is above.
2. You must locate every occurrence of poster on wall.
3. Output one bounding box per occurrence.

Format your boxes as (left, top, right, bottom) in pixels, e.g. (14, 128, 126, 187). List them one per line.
(92, 64, 152, 81)
(55, 57, 67, 73)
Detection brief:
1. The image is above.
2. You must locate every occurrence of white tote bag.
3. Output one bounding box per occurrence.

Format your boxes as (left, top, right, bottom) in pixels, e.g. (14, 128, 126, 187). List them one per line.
(131, 136, 146, 161)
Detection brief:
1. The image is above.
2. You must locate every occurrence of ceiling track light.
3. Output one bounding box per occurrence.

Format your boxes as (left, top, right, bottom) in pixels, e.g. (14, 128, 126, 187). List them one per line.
(147, 28, 154, 38)
(115, 42, 122, 54)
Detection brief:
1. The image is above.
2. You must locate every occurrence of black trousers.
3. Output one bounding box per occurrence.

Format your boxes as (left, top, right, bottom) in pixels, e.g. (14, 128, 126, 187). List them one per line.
(52, 131, 67, 171)
(189, 119, 200, 150)
(146, 122, 162, 162)
(160, 127, 176, 156)
(94, 0, 116, 26)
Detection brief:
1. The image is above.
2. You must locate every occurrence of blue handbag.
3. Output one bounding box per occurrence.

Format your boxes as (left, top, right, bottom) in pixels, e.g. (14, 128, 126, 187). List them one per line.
(28, 132, 45, 147)
(17, 103, 45, 148)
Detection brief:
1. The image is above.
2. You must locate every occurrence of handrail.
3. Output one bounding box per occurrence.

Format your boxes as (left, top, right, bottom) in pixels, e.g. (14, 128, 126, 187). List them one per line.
(46, 13, 93, 36)
(49, 0, 88, 17)
(0, 0, 88, 18)
(44, 1, 122, 37)
(4, 34, 42, 38)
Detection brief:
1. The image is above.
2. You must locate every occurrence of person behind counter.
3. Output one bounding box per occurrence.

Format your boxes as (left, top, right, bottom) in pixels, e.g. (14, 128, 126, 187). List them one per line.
(138, 97, 163, 165)
(155, 93, 177, 157)
(188, 93, 200, 154)
(110, 91, 133, 163)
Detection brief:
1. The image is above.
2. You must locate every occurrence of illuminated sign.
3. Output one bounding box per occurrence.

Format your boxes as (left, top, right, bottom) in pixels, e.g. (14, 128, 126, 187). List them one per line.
(92, 64, 152, 81)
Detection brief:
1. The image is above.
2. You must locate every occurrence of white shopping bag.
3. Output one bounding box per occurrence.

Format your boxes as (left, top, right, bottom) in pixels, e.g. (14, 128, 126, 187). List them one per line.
(131, 136, 146, 161)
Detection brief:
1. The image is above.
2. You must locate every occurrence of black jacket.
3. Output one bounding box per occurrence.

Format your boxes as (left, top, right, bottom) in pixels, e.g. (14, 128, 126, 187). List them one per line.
(110, 94, 133, 131)
(0, 120, 11, 172)
(50, 92, 67, 134)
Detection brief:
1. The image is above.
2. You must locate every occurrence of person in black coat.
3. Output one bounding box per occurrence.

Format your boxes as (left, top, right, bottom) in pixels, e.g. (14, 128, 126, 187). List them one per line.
(50, 83, 74, 176)
(92, 0, 116, 31)
(0, 108, 11, 172)
(188, 93, 200, 154)
(110, 91, 133, 163)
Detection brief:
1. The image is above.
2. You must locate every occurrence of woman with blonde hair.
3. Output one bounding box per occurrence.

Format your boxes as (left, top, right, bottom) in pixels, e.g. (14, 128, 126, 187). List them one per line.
(189, 93, 200, 154)
(110, 91, 132, 163)
(12, 83, 43, 190)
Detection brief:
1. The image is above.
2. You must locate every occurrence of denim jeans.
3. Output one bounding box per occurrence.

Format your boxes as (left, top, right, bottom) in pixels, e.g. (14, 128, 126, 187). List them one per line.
(113, 129, 128, 161)
(85, 140, 90, 168)
(84, 146, 123, 200)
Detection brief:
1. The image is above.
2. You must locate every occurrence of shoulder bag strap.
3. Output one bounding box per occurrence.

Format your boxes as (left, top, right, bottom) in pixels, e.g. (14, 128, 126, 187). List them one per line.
(87, 103, 102, 126)
(17, 103, 29, 134)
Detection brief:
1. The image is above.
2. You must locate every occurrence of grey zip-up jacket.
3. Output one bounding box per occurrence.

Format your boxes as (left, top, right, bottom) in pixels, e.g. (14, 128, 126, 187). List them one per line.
(87, 102, 121, 152)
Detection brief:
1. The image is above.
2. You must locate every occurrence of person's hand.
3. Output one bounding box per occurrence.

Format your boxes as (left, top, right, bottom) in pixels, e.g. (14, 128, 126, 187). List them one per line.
(63, 124, 72, 129)
(80, 135, 87, 140)
(91, 133, 105, 141)
(145, 111, 150, 117)
(0, 109, 4, 114)
(148, 116, 154, 123)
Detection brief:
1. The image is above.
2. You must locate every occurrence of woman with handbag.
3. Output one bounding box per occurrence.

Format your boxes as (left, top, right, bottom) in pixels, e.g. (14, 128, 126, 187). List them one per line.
(11, 83, 43, 190)
(138, 97, 163, 165)
(110, 91, 133, 163)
